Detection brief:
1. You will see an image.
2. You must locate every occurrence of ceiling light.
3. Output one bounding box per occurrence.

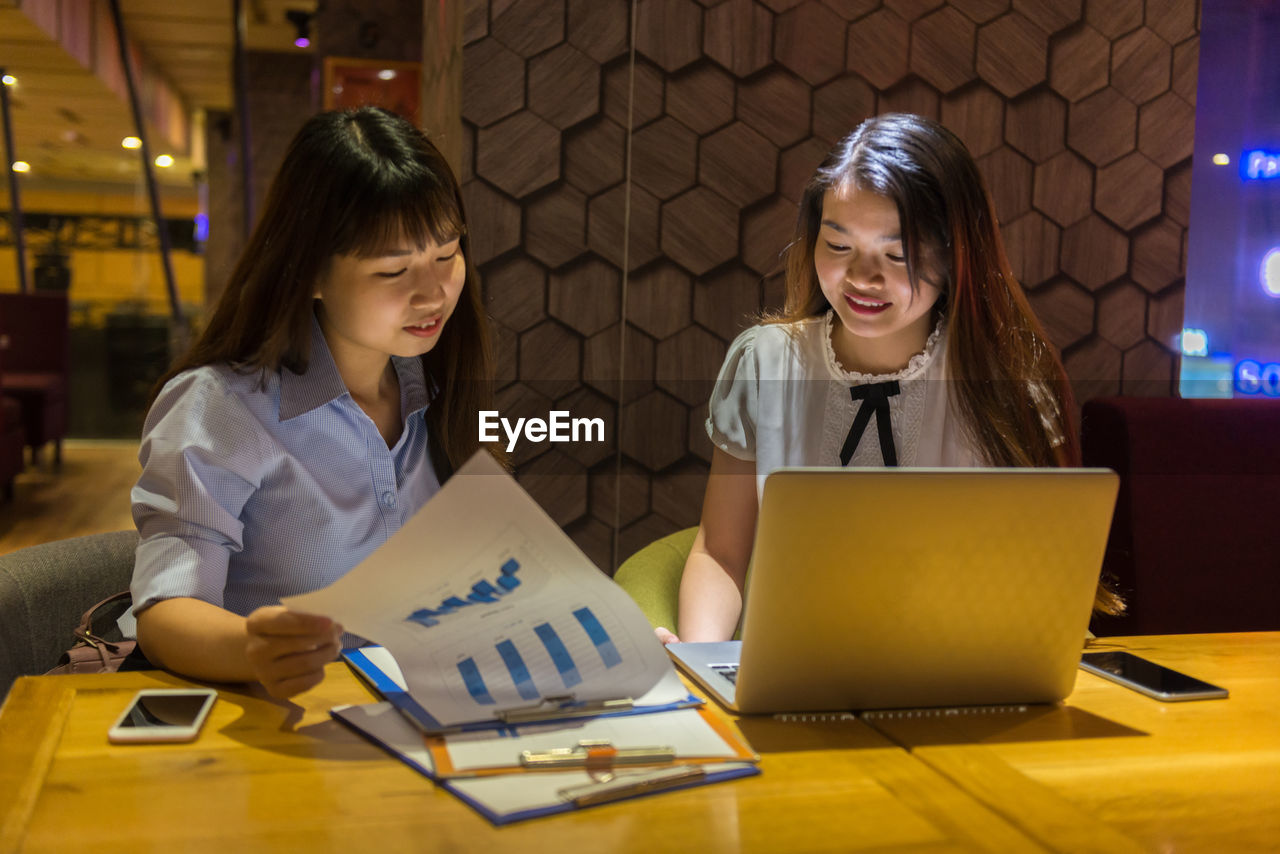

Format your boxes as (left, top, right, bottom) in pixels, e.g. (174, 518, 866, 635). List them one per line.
(1212, 153, 1230, 166)
(154, 154, 174, 168)
(286, 10, 312, 48)
(377, 69, 397, 81)
(1, 74, 16, 86)
(12, 161, 30, 173)
(122, 136, 142, 149)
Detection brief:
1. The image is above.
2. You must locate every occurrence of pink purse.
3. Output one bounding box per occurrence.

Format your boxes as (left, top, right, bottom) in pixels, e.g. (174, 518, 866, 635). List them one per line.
(47, 591, 136, 675)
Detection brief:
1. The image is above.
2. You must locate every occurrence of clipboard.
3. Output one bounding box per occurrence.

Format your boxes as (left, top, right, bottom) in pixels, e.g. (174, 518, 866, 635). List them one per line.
(331, 702, 761, 825)
(344, 646, 704, 733)
(423, 705, 759, 778)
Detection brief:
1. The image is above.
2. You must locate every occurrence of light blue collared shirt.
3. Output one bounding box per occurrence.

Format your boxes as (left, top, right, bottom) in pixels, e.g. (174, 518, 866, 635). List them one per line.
(125, 316, 439, 637)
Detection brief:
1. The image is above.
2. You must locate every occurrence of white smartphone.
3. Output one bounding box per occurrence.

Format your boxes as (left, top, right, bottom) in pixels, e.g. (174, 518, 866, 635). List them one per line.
(1080, 651, 1229, 702)
(108, 689, 219, 744)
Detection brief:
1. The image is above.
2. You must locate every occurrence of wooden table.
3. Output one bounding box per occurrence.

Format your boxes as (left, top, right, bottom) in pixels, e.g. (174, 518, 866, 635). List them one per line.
(1, 634, 1275, 853)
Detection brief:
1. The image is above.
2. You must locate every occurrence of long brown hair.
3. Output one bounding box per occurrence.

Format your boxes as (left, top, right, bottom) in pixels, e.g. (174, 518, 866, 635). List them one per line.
(775, 113, 1121, 614)
(157, 106, 495, 481)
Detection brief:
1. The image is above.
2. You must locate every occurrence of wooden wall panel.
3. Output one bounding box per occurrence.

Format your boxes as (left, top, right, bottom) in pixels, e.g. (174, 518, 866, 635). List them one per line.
(461, 0, 1197, 569)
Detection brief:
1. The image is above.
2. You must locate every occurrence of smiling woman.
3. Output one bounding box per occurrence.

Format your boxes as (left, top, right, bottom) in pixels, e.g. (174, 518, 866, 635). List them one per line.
(125, 107, 499, 700)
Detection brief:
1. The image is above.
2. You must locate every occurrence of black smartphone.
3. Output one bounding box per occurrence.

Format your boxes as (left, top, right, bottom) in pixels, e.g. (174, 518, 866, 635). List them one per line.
(1079, 651, 1228, 702)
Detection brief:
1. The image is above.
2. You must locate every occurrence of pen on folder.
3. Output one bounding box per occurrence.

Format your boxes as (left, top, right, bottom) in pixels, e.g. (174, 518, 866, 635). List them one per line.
(521, 739, 676, 769)
(557, 765, 707, 806)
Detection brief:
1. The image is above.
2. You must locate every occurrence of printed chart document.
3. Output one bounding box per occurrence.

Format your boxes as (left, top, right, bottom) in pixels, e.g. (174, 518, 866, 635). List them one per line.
(284, 451, 676, 730)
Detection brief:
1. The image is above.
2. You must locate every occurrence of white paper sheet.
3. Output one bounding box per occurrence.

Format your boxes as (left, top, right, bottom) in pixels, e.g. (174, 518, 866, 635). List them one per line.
(284, 451, 673, 728)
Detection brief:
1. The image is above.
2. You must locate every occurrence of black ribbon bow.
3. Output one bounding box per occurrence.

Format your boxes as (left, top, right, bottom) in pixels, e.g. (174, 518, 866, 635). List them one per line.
(839, 380, 901, 467)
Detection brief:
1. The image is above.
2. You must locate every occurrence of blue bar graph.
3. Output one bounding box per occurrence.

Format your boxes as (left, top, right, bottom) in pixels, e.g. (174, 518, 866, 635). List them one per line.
(405, 557, 524, 629)
(496, 640, 540, 700)
(534, 623, 582, 688)
(573, 607, 622, 668)
(406, 608, 439, 627)
(457, 657, 495, 705)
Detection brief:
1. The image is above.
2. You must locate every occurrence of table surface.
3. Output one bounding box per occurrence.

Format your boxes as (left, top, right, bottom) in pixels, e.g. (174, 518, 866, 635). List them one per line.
(2, 633, 1276, 853)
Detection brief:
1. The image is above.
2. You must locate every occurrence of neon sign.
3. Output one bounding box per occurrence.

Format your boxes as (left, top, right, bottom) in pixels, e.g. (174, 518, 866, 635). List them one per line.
(1235, 360, 1280, 396)
(1244, 150, 1280, 180)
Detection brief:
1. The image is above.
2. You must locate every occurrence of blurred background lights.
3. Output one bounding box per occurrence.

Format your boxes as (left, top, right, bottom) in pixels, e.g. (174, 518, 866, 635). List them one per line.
(11, 160, 30, 173)
(1180, 328, 1209, 357)
(1, 74, 16, 86)
(1244, 150, 1280, 179)
(1263, 247, 1280, 297)
(1212, 153, 1230, 166)
(377, 69, 397, 81)
(121, 136, 142, 149)
(154, 154, 174, 168)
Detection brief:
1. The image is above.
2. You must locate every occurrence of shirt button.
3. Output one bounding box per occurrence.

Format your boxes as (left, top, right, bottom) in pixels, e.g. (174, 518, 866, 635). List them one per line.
(381, 491, 396, 509)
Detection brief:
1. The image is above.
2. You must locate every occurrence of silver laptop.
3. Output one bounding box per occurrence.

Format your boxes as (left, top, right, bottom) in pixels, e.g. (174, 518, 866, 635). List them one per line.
(667, 467, 1119, 714)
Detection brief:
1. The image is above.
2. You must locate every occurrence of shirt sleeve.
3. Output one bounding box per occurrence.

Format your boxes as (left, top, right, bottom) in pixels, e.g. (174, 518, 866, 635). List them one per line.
(705, 326, 760, 461)
(130, 368, 269, 617)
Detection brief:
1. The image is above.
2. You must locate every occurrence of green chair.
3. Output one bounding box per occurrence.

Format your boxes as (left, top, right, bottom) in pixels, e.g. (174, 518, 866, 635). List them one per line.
(613, 527, 697, 631)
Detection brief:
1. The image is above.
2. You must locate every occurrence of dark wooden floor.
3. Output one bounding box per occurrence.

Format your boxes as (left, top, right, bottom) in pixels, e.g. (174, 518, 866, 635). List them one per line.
(0, 440, 139, 555)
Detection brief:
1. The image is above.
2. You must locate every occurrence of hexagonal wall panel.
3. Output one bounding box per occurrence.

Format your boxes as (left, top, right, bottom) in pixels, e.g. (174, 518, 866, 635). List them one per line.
(941, 83, 1005, 158)
(528, 44, 600, 130)
(621, 390, 689, 471)
(741, 196, 798, 276)
(656, 325, 728, 405)
(554, 386, 618, 467)
(1096, 280, 1147, 350)
(880, 77, 941, 119)
(704, 0, 774, 77)
(491, 321, 518, 388)
(662, 187, 741, 275)
(1005, 89, 1066, 162)
(1138, 92, 1194, 168)
(1084, 0, 1142, 39)
(491, 0, 565, 57)
(603, 58, 665, 129)
(1048, 25, 1109, 103)
(1061, 215, 1128, 290)
(813, 75, 876, 143)
(1032, 150, 1093, 227)
(1012, 0, 1080, 33)
(695, 265, 765, 342)
(1130, 217, 1184, 293)
(652, 459, 709, 529)
(566, 516, 614, 573)
(464, 0, 488, 44)
(516, 450, 587, 527)
(976, 12, 1048, 97)
(476, 111, 561, 198)
(494, 383, 554, 466)
(584, 323, 656, 402)
(911, 7, 977, 93)
(460, 180, 521, 264)
(588, 184, 662, 271)
(627, 261, 693, 338)
(738, 68, 813, 148)
(776, 1, 847, 86)
(632, 116, 700, 200)
(1065, 336, 1122, 401)
(1067, 88, 1136, 167)
(563, 118, 625, 195)
(568, 0, 630, 64)
(884, 0, 946, 21)
(700, 122, 778, 207)
(1163, 162, 1191, 226)
(1147, 285, 1184, 346)
(520, 320, 582, 400)
(1095, 151, 1163, 230)
(590, 458, 651, 527)
(819, 0, 880, 20)
(484, 252, 547, 332)
(635, 0, 704, 72)
(1027, 276, 1093, 349)
(1121, 340, 1175, 397)
(950, 0, 1010, 23)
(525, 184, 588, 268)
(1111, 28, 1171, 105)
(780, 137, 831, 201)
(619, 513, 682, 566)
(977, 146, 1033, 223)
(1002, 211, 1061, 288)
(1172, 39, 1198, 104)
(462, 39, 525, 128)
(667, 62, 736, 135)
(549, 255, 622, 336)
(847, 8, 910, 91)
(1147, 0, 1197, 45)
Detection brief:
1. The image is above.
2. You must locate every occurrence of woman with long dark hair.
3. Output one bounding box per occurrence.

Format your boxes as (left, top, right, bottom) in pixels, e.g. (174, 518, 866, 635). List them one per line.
(128, 107, 496, 697)
(663, 113, 1121, 644)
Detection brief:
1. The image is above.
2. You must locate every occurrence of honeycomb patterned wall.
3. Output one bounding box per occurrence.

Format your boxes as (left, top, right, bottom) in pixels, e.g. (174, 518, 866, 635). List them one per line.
(463, 0, 1198, 572)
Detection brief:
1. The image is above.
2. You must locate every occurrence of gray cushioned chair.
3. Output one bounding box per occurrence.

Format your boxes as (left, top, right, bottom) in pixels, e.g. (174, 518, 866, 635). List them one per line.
(0, 530, 138, 698)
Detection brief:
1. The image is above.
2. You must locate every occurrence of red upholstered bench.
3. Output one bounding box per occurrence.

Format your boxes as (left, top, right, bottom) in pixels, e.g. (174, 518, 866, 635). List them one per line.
(1082, 396, 1280, 635)
(0, 292, 69, 467)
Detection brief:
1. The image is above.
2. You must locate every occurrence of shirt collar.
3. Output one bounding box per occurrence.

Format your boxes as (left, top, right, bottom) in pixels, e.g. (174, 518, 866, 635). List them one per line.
(279, 313, 431, 421)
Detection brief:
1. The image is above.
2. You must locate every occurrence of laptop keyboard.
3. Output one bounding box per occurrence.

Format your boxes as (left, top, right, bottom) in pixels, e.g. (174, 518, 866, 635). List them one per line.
(711, 664, 739, 684)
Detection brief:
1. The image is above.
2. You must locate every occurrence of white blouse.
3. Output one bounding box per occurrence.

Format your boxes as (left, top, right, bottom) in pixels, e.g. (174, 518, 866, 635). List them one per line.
(706, 312, 985, 498)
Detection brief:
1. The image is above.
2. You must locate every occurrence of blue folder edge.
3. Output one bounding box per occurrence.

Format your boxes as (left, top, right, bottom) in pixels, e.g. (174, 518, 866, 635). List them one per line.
(330, 706, 761, 825)
(342, 646, 704, 733)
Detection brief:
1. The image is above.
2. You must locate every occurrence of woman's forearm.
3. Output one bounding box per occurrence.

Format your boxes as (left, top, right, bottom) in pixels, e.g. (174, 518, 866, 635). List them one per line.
(135, 597, 256, 683)
(677, 545, 747, 642)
